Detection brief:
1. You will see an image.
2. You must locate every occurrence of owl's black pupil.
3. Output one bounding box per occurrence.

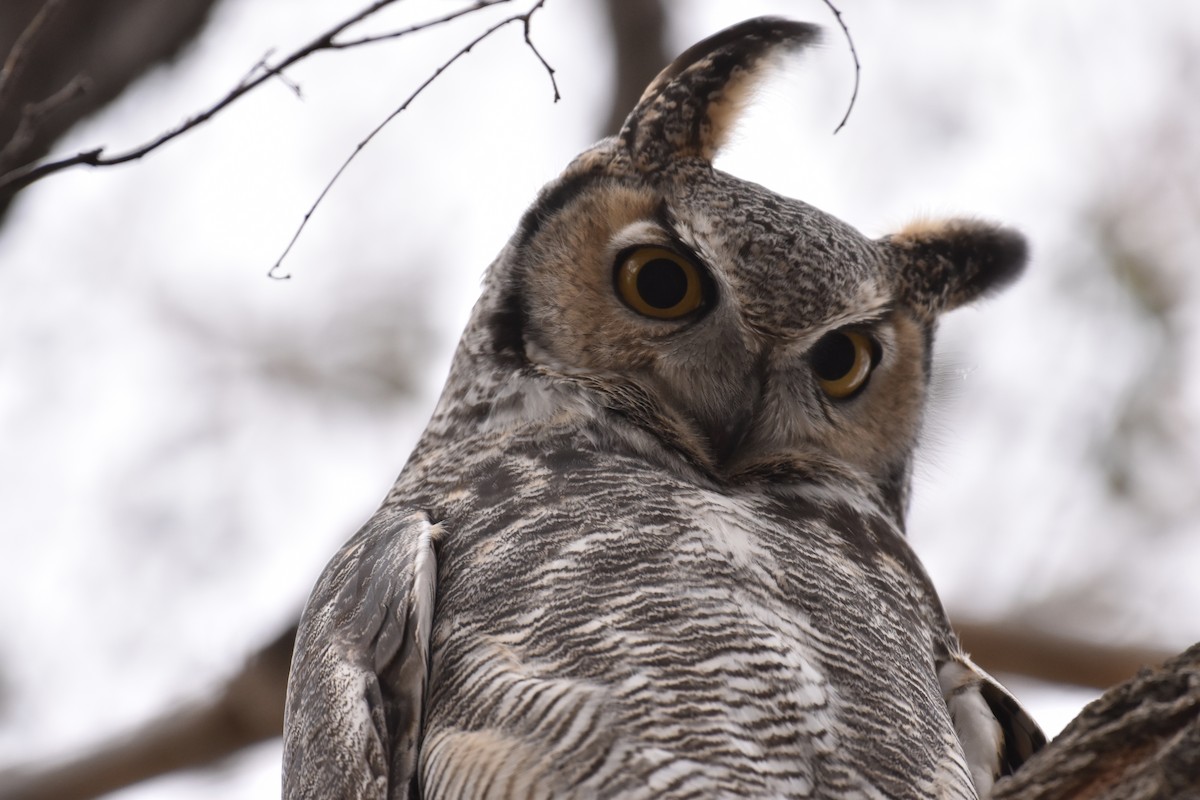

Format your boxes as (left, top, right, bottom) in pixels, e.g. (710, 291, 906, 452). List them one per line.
(811, 332, 856, 380)
(637, 259, 689, 309)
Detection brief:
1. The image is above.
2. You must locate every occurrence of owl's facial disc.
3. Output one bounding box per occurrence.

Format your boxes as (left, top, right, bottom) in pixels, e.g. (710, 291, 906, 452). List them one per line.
(468, 13, 1025, 517)
(509, 180, 926, 492)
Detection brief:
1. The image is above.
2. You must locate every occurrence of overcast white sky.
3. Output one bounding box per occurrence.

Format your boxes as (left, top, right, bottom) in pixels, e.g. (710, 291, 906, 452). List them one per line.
(1, 1, 1198, 797)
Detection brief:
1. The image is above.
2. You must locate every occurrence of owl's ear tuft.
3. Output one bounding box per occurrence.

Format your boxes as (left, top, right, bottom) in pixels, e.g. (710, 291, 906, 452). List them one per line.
(885, 218, 1028, 317)
(618, 17, 820, 171)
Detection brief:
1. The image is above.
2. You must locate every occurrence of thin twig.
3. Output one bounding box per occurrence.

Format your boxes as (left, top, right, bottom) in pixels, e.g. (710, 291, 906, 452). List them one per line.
(241, 48, 303, 99)
(268, 0, 558, 278)
(0, 0, 515, 200)
(0, 0, 67, 125)
(521, 0, 559, 102)
(273, 71, 304, 100)
(237, 49, 274, 87)
(329, 0, 511, 49)
(819, 0, 860, 134)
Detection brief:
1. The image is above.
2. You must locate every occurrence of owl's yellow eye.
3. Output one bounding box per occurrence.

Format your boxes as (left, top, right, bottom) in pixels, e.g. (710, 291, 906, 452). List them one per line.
(616, 246, 704, 320)
(811, 330, 877, 399)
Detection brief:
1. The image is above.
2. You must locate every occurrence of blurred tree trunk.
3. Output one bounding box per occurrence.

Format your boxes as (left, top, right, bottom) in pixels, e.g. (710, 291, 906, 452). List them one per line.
(0, 0, 221, 224)
(600, 0, 667, 137)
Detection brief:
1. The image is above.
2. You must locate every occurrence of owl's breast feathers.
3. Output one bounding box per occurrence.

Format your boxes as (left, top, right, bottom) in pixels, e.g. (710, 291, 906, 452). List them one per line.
(422, 426, 974, 799)
(285, 413, 1038, 799)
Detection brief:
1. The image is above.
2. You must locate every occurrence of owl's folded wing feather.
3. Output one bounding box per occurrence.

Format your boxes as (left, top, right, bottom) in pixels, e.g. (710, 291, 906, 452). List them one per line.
(939, 653, 1047, 799)
(283, 507, 439, 800)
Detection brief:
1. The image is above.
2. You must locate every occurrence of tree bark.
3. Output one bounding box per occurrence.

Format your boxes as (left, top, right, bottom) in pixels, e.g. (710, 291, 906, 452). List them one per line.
(993, 642, 1200, 799)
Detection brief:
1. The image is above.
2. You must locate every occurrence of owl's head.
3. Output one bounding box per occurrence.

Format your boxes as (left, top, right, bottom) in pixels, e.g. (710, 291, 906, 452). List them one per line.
(458, 17, 1025, 522)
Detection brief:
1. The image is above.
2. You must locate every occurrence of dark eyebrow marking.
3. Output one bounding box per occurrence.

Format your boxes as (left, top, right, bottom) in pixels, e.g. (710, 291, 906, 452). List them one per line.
(494, 172, 606, 363)
(648, 199, 702, 265)
(651, 198, 677, 232)
(513, 171, 605, 250)
(486, 280, 527, 366)
(641, 199, 720, 319)
(847, 303, 896, 328)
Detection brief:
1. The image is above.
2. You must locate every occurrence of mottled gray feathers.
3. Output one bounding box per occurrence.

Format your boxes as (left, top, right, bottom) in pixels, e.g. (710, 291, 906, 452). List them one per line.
(283, 15, 1042, 800)
(285, 509, 437, 798)
(886, 219, 1029, 318)
(620, 18, 821, 169)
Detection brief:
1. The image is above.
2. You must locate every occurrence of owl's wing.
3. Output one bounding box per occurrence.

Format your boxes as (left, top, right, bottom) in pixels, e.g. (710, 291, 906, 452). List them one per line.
(939, 653, 1047, 798)
(283, 507, 439, 800)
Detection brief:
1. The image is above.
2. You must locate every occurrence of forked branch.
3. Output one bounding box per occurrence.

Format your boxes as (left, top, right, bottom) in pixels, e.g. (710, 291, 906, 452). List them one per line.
(0, 0, 547, 202)
(268, 0, 558, 279)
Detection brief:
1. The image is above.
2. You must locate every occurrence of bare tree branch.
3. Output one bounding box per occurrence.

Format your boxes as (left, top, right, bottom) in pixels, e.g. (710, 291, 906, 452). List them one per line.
(0, 73, 90, 167)
(1, 617, 1184, 800)
(0, 626, 296, 800)
(0, 0, 223, 219)
(268, 0, 559, 279)
(0, 0, 533, 203)
(0, 0, 67, 127)
(956, 618, 1180, 691)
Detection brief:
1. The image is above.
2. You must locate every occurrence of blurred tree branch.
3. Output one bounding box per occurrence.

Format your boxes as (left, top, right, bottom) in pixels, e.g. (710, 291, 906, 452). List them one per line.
(0, 620, 1191, 800)
(0, 0, 222, 224)
(0, 626, 294, 800)
(955, 619, 1178, 691)
(0, 0, 556, 213)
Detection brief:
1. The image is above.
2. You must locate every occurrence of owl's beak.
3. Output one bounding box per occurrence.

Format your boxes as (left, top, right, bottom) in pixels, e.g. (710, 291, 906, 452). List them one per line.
(697, 362, 764, 472)
(708, 413, 754, 468)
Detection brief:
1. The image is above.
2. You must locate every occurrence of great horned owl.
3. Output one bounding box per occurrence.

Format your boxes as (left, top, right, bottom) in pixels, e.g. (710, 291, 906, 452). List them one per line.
(283, 17, 1044, 800)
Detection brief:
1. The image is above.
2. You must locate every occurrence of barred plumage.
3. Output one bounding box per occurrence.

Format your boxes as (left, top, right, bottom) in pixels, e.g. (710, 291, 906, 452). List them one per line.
(283, 17, 1044, 800)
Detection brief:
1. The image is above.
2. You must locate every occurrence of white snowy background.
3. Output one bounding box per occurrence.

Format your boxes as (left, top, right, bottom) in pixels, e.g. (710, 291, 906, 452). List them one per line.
(1, 0, 1198, 796)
